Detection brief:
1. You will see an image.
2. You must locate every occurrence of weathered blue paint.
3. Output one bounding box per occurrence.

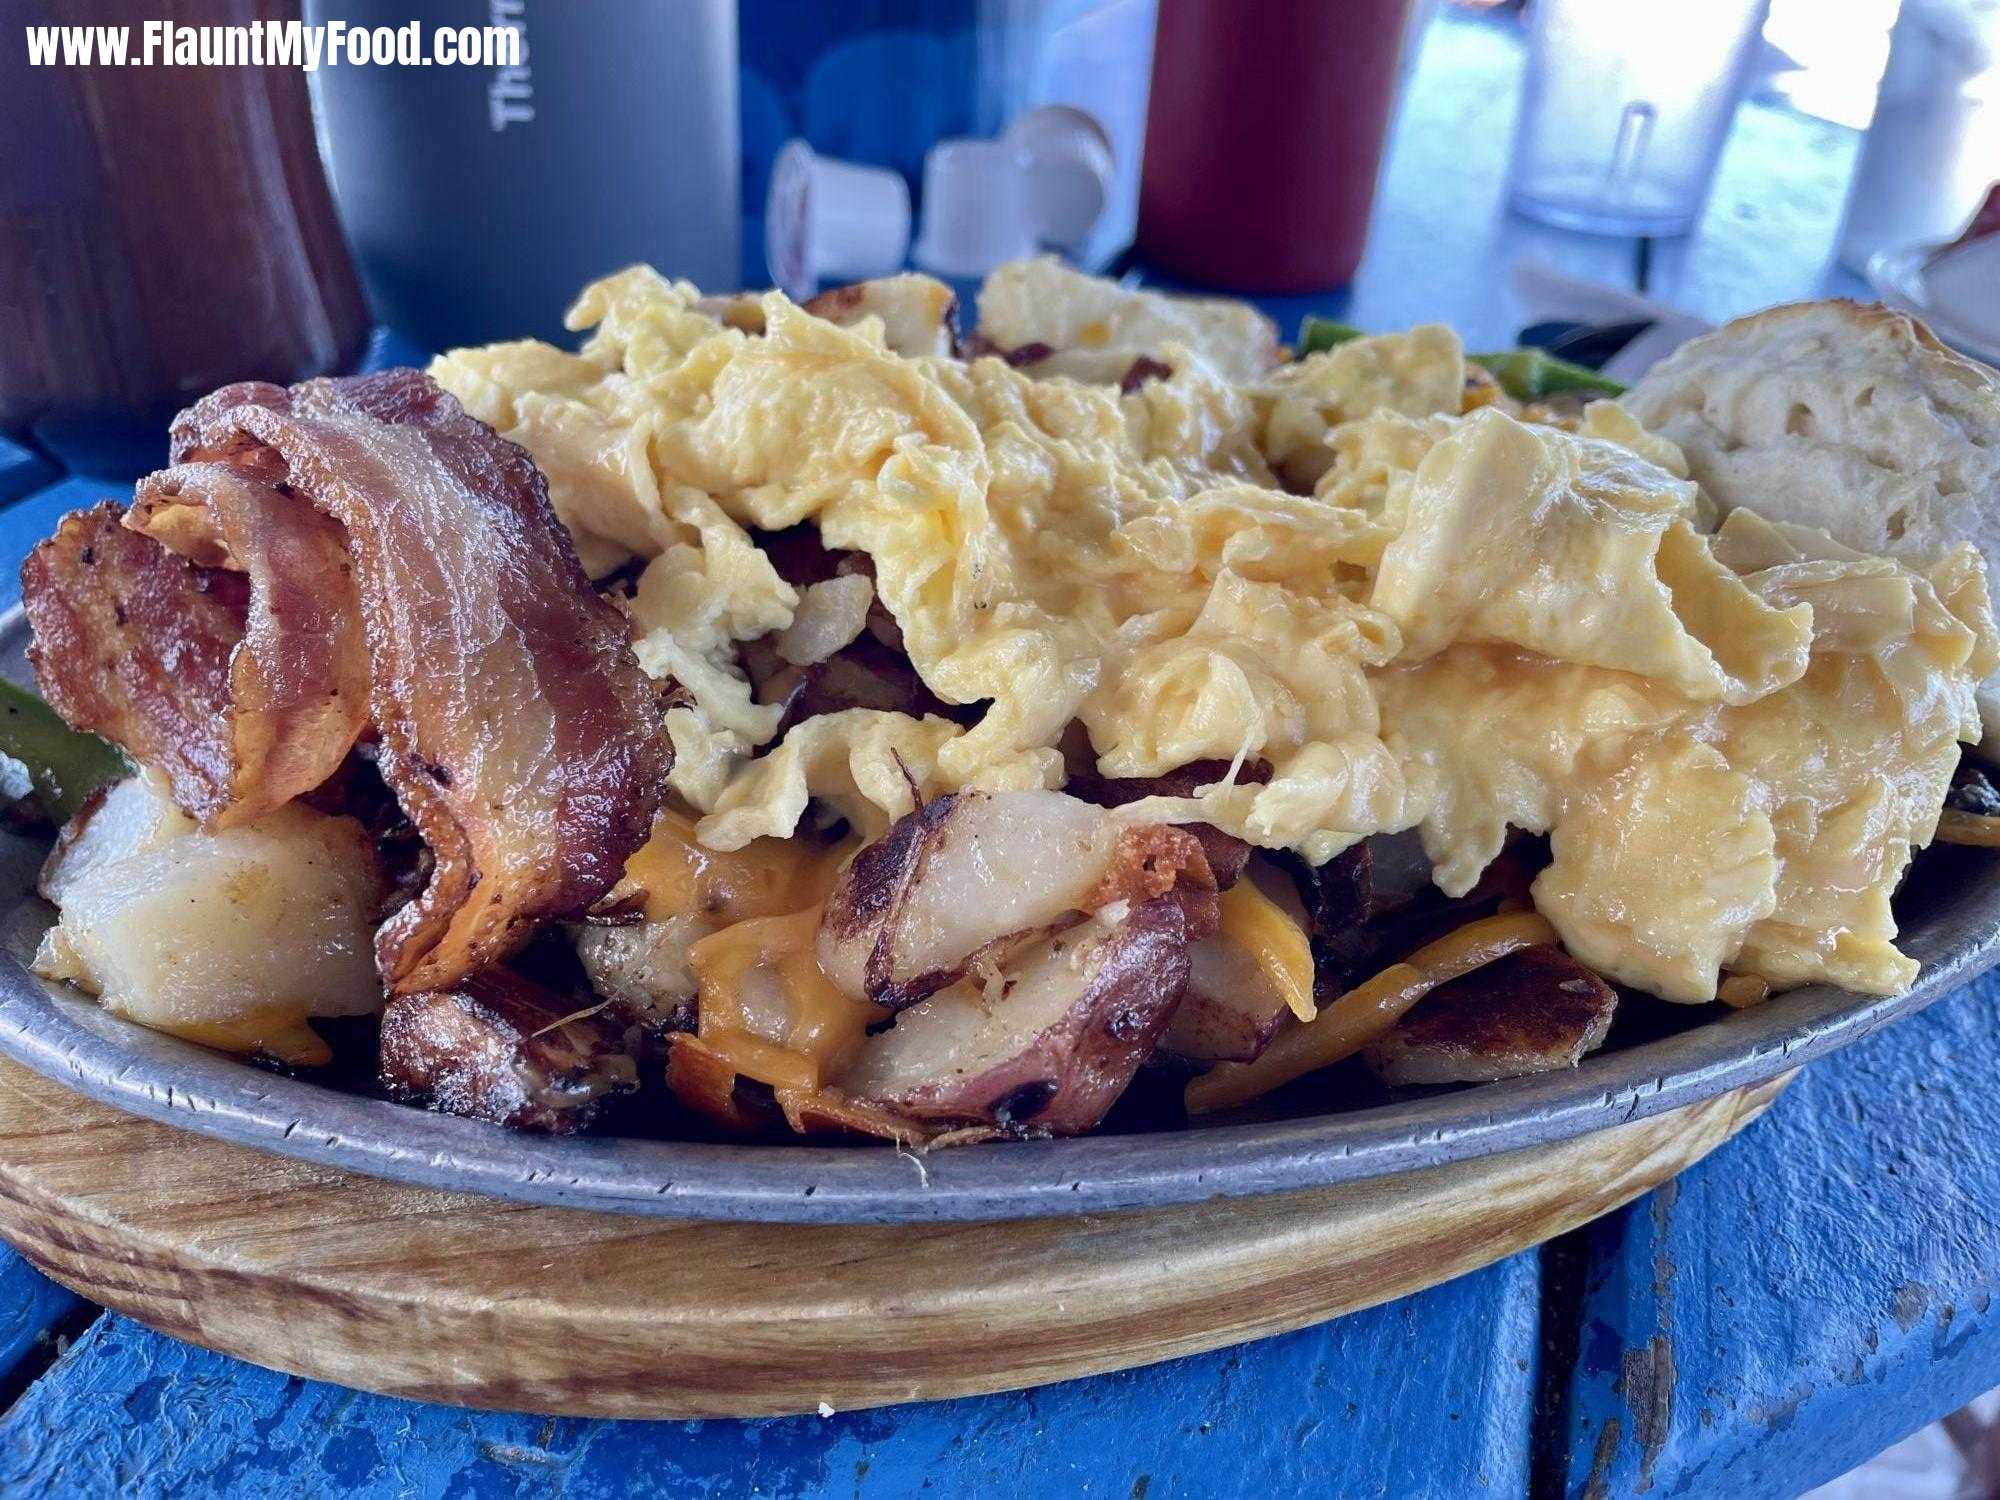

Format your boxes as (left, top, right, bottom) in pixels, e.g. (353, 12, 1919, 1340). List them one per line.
(0, 1251, 1538, 1498)
(0, 1252, 80, 1390)
(1563, 969, 2000, 1499)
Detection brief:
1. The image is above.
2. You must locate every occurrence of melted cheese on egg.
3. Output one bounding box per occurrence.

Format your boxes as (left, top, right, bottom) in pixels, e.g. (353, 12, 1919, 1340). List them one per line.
(614, 811, 876, 1089)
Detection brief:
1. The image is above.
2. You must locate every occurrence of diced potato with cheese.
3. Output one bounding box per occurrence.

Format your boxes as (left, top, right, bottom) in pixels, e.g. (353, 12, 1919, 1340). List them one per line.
(835, 899, 1191, 1134)
(1163, 862, 1315, 1064)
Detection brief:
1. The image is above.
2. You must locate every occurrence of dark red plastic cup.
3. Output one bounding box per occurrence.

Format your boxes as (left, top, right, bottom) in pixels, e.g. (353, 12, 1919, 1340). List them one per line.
(1138, 0, 1414, 293)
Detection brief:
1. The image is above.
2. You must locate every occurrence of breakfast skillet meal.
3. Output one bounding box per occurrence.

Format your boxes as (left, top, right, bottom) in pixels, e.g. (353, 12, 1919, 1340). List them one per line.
(8, 257, 2000, 1145)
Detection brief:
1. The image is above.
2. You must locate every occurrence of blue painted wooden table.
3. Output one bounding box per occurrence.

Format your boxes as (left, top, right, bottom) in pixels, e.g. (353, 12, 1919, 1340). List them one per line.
(2, 11, 1991, 1497)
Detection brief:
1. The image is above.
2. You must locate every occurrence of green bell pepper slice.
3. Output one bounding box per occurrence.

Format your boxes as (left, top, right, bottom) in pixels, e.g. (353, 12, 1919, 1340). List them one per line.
(1467, 347, 1627, 401)
(1296, 316, 1366, 356)
(1298, 314, 1626, 402)
(0, 678, 129, 824)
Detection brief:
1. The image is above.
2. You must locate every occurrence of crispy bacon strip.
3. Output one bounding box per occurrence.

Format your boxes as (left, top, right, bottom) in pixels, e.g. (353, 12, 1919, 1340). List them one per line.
(160, 369, 669, 993)
(127, 460, 371, 826)
(22, 503, 246, 816)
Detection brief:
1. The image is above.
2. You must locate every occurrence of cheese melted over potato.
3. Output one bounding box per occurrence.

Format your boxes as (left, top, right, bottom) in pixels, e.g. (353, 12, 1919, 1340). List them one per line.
(431, 267, 1997, 1002)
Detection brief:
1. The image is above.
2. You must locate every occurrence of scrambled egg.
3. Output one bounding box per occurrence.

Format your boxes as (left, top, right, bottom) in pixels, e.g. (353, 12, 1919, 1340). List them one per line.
(976, 255, 1281, 385)
(431, 266, 1996, 1002)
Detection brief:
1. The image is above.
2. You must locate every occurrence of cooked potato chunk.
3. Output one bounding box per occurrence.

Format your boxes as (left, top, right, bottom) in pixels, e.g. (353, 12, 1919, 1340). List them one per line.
(1362, 946, 1617, 1086)
(836, 898, 1191, 1134)
(38, 772, 193, 906)
(818, 789, 1212, 1009)
(33, 776, 384, 1058)
(574, 913, 714, 1031)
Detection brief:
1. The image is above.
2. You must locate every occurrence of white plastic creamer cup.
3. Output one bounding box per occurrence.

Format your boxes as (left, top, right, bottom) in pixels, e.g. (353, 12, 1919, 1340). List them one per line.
(1924, 234, 2000, 351)
(765, 138, 912, 300)
(912, 138, 1038, 280)
(1005, 106, 1115, 256)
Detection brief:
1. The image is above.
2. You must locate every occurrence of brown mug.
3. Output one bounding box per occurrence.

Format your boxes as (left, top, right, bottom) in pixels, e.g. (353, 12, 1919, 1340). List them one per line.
(0, 0, 369, 433)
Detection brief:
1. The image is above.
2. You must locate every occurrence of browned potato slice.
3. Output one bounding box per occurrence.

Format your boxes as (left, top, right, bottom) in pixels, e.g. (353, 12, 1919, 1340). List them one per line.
(1361, 946, 1616, 1086)
(817, 790, 1211, 1009)
(836, 898, 1192, 1135)
(1160, 859, 1313, 1065)
(380, 970, 638, 1133)
(574, 914, 712, 1033)
(1159, 937, 1293, 1065)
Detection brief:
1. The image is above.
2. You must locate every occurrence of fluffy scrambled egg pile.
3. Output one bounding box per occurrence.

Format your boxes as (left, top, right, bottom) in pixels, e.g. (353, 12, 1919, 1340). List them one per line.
(431, 263, 1997, 1004)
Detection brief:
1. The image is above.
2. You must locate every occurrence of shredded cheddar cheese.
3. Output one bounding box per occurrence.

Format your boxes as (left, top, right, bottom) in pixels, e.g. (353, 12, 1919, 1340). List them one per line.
(1216, 879, 1317, 1023)
(1405, 911, 1562, 981)
(168, 1008, 334, 1068)
(691, 1025, 819, 1093)
(622, 808, 845, 923)
(687, 905, 884, 1089)
(1187, 912, 1558, 1114)
(1716, 973, 1772, 1008)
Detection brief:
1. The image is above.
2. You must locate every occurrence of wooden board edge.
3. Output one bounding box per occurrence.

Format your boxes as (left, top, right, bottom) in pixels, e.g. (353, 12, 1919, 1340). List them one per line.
(0, 1066, 1790, 1418)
